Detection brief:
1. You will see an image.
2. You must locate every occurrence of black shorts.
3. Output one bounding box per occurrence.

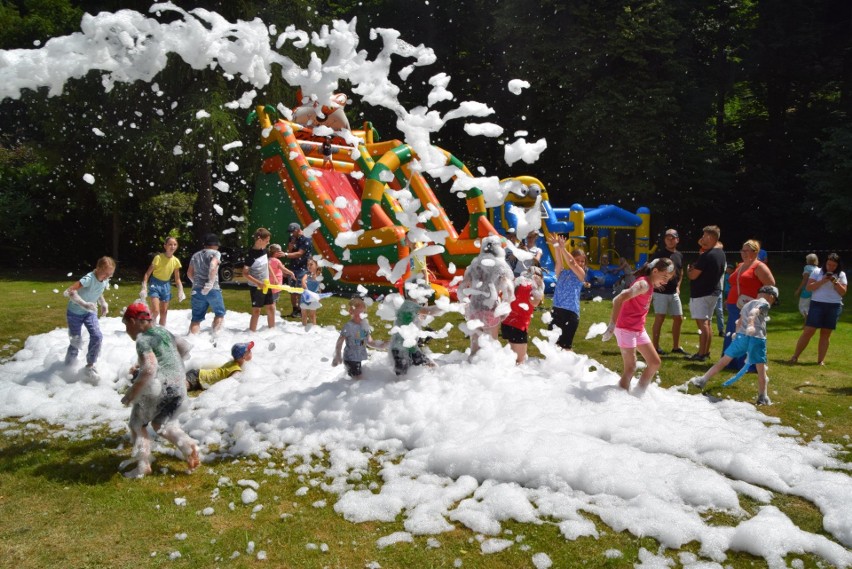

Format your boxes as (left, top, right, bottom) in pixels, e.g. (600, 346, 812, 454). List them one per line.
(392, 347, 430, 376)
(344, 360, 362, 377)
(250, 287, 275, 308)
(500, 323, 528, 344)
(149, 385, 182, 427)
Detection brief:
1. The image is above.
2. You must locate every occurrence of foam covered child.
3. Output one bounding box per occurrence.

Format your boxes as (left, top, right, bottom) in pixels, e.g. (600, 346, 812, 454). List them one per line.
(690, 286, 779, 405)
(185, 341, 254, 391)
(332, 297, 387, 379)
(63, 256, 115, 382)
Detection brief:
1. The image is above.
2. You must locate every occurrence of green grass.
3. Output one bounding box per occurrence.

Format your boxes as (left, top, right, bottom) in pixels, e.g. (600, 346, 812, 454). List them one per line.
(0, 260, 849, 568)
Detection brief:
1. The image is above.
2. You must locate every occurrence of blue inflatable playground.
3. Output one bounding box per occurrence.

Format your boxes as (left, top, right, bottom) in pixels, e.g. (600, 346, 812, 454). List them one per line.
(489, 176, 652, 295)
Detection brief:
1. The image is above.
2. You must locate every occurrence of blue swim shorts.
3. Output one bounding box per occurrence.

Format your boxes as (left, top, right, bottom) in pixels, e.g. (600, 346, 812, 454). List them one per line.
(723, 334, 767, 365)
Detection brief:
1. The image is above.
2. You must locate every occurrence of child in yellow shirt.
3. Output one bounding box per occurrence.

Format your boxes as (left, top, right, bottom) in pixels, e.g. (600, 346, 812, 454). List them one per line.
(185, 341, 253, 391)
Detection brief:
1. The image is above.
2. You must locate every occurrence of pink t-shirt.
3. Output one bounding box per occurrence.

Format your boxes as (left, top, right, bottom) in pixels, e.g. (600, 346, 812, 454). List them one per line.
(616, 276, 653, 332)
(268, 257, 284, 285)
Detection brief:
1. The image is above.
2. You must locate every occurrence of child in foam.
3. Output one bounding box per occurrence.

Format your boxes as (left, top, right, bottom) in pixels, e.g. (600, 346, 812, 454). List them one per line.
(332, 297, 387, 379)
(243, 227, 277, 332)
(501, 266, 545, 364)
(691, 286, 779, 405)
(459, 235, 515, 359)
(140, 236, 185, 326)
(63, 256, 115, 382)
(267, 243, 295, 314)
(389, 281, 443, 377)
(187, 233, 225, 335)
(185, 341, 254, 391)
(120, 302, 199, 478)
(602, 258, 675, 393)
(299, 258, 323, 328)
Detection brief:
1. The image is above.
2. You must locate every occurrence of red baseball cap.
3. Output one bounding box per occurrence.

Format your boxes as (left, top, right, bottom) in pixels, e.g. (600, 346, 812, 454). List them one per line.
(123, 302, 152, 321)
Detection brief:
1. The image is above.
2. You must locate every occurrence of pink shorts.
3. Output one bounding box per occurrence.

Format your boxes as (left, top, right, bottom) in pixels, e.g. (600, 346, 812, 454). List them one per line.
(614, 327, 652, 349)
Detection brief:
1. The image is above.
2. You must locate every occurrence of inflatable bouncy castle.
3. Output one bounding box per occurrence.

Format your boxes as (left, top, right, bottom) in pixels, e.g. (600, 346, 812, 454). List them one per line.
(248, 99, 502, 295)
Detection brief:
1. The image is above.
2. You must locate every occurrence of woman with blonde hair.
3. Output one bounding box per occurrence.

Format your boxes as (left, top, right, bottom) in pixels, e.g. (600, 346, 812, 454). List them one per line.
(794, 253, 819, 319)
(722, 239, 775, 370)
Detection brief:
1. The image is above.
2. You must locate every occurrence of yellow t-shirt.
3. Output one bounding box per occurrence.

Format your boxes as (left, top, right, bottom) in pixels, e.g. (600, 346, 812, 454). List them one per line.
(151, 253, 182, 282)
(198, 360, 243, 384)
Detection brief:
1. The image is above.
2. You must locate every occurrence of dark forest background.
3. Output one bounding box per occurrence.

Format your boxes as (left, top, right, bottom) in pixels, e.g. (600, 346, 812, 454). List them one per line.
(2, 0, 852, 271)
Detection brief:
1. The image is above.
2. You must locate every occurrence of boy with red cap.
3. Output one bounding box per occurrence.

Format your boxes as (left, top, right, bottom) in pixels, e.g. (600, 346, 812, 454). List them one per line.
(185, 341, 254, 391)
(121, 302, 199, 478)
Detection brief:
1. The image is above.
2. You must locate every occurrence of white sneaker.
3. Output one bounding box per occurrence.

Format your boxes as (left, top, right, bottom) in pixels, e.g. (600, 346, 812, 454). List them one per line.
(690, 376, 708, 389)
(755, 393, 772, 406)
(83, 366, 100, 384)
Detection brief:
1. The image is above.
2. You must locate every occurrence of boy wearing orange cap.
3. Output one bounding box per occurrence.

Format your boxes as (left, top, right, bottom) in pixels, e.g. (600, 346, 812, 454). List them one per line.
(121, 302, 199, 478)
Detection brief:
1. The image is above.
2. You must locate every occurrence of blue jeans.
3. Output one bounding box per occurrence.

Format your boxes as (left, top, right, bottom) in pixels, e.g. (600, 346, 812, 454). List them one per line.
(66, 309, 102, 365)
(714, 293, 725, 335)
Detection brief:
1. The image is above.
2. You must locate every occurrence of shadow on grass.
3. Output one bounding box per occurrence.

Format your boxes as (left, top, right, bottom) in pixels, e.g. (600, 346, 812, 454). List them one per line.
(792, 382, 852, 397)
(0, 434, 123, 485)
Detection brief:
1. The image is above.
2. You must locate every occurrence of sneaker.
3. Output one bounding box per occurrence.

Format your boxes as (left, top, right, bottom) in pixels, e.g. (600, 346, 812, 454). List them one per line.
(655, 347, 667, 355)
(83, 366, 100, 384)
(755, 393, 772, 406)
(687, 353, 708, 362)
(690, 376, 708, 389)
(670, 347, 687, 355)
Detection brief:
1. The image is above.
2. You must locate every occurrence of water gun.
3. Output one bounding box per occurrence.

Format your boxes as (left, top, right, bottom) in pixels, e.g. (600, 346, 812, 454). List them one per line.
(261, 279, 304, 295)
(300, 289, 334, 304)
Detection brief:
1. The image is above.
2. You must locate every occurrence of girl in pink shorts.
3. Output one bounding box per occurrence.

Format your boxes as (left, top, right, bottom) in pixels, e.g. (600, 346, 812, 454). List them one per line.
(602, 258, 675, 392)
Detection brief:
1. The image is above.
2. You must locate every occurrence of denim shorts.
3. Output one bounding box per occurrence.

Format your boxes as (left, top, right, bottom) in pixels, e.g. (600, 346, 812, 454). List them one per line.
(147, 276, 172, 301)
(191, 287, 226, 322)
(805, 300, 842, 330)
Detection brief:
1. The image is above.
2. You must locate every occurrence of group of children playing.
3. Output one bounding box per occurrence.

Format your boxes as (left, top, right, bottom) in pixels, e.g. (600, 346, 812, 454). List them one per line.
(63, 231, 783, 462)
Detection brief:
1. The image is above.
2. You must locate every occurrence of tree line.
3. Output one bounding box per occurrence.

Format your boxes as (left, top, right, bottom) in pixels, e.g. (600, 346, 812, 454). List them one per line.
(1, 0, 850, 271)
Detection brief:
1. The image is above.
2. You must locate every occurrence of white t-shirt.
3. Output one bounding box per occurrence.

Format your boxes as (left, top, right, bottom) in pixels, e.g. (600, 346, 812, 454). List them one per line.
(810, 268, 846, 304)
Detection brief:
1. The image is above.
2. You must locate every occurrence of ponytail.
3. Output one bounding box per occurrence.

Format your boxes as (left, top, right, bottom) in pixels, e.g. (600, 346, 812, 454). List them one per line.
(636, 257, 674, 277)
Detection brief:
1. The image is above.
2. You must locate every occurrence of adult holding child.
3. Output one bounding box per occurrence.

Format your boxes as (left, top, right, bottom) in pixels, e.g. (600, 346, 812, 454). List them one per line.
(722, 239, 775, 370)
(141, 237, 185, 327)
(788, 252, 847, 366)
(548, 234, 589, 350)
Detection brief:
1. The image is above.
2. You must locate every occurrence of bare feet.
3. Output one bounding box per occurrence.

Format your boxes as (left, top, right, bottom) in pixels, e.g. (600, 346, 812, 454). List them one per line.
(618, 377, 631, 390)
(186, 445, 200, 471)
(123, 463, 153, 479)
(786, 356, 798, 365)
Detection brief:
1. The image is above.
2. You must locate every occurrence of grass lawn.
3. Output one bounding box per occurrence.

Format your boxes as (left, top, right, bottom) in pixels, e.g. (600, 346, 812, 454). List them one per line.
(0, 258, 849, 568)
